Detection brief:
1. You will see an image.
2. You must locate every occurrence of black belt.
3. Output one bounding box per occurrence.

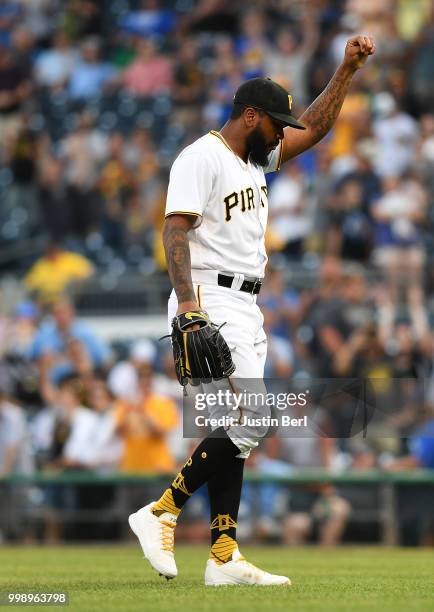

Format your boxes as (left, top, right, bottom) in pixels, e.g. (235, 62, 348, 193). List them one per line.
(217, 273, 262, 295)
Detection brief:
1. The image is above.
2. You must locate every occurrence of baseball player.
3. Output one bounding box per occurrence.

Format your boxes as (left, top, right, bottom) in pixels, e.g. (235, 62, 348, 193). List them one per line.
(129, 35, 375, 586)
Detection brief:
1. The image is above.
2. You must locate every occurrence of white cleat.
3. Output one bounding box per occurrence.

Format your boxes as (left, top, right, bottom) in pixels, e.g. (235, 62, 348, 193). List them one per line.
(205, 549, 291, 586)
(128, 502, 177, 579)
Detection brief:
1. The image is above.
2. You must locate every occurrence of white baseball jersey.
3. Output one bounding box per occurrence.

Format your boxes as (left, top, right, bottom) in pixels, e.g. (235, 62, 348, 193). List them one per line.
(165, 131, 283, 278)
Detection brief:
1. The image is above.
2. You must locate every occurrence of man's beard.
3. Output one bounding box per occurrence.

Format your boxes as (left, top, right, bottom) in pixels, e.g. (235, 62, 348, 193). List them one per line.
(246, 126, 269, 167)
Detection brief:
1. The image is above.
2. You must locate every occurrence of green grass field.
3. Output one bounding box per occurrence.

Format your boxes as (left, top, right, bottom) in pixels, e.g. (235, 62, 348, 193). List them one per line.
(0, 546, 433, 612)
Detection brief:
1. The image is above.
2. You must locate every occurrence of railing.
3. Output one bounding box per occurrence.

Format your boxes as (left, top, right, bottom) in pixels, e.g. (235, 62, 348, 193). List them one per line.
(4, 469, 434, 485)
(2, 470, 433, 546)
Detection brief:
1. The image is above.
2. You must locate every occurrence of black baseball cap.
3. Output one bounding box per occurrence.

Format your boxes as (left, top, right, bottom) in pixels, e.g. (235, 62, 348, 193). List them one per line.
(233, 77, 306, 130)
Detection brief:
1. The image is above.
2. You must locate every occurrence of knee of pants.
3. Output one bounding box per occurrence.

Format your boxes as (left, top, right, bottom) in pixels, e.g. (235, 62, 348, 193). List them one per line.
(227, 434, 259, 458)
(228, 418, 272, 455)
(243, 401, 273, 439)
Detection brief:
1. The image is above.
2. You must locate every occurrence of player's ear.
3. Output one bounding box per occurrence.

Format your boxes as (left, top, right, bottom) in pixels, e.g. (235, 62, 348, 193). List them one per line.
(244, 107, 258, 128)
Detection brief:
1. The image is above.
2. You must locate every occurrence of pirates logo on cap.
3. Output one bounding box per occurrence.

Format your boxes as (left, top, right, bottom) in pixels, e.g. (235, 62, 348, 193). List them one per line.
(288, 94, 293, 111)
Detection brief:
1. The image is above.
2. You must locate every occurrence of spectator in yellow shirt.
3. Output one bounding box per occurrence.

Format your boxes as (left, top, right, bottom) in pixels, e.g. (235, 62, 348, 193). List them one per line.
(24, 242, 94, 305)
(115, 364, 179, 473)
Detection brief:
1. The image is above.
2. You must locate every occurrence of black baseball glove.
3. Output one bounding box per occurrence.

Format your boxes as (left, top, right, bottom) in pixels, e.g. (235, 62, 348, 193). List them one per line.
(170, 310, 235, 386)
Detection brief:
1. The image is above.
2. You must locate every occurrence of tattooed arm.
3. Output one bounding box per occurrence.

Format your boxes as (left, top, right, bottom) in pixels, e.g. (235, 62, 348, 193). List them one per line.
(163, 213, 200, 315)
(280, 35, 375, 164)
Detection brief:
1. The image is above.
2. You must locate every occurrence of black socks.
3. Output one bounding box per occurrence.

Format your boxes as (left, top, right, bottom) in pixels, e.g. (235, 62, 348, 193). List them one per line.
(152, 427, 241, 517)
(208, 453, 245, 563)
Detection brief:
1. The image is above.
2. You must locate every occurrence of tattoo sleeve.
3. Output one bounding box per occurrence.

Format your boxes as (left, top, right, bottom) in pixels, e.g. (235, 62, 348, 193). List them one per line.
(163, 216, 196, 304)
(299, 64, 356, 144)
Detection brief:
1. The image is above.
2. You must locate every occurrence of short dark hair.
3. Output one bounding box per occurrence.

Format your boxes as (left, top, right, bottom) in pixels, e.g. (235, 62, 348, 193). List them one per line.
(230, 103, 246, 120)
(230, 103, 265, 121)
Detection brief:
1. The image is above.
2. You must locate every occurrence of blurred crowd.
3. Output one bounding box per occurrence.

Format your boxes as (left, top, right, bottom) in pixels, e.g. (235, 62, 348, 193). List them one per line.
(1, 257, 434, 545)
(1, 0, 434, 545)
(1, 0, 434, 272)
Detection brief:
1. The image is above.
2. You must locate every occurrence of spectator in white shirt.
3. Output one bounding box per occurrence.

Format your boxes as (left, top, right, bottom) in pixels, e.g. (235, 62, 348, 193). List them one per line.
(372, 173, 428, 311)
(267, 162, 312, 259)
(373, 93, 419, 177)
(34, 372, 98, 542)
(35, 31, 78, 88)
(83, 374, 123, 472)
(108, 338, 156, 403)
(75, 374, 123, 539)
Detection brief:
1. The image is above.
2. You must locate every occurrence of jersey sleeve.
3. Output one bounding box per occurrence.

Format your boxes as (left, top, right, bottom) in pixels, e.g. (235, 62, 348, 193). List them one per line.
(263, 140, 284, 174)
(165, 151, 214, 228)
